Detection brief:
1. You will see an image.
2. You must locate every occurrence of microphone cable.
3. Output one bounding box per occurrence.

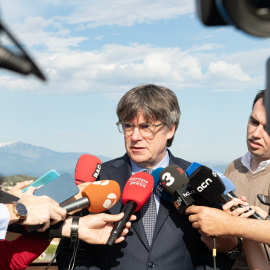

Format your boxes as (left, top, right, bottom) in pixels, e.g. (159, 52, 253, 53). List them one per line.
(212, 236, 217, 270)
(43, 236, 65, 270)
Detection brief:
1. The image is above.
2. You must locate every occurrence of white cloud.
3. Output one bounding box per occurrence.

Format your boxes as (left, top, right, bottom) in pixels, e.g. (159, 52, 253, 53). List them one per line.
(206, 61, 252, 82)
(57, 0, 194, 27)
(0, 43, 268, 95)
(2, 16, 87, 52)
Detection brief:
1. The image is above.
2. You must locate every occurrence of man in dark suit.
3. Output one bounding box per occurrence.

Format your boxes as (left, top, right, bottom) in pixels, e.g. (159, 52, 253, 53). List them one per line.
(56, 84, 233, 270)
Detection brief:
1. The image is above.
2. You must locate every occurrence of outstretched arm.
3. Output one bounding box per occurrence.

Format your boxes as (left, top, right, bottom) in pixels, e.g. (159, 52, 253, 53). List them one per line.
(61, 213, 136, 244)
(185, 204, 270, 244)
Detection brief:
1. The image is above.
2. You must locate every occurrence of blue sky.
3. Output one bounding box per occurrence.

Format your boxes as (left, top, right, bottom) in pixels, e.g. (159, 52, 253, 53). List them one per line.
(0, 0, 270, 166)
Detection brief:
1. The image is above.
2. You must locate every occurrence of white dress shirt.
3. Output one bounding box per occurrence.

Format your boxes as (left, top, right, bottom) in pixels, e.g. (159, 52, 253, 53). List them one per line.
(0, 203, 10, 239)
(241, 151, 270, 174)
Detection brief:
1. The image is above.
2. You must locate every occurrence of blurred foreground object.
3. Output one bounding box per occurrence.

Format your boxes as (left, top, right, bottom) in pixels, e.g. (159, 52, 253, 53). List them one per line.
(0, 21, 46, 81)
(196, 0, 270, 37)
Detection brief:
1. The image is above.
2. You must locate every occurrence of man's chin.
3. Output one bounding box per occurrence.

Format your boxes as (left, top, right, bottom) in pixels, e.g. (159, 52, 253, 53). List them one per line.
(128, 153, 149, 165)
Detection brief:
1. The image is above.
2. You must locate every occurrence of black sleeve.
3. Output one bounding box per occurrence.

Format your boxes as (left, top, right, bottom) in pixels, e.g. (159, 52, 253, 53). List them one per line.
(56, 237, 101, 270)
(0, 190, 19, 203)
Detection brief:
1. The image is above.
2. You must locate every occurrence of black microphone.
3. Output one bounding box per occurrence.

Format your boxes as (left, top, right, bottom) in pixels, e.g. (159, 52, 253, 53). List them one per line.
(0, 22, 46, 81)
(189, 165, 264, 220)
(188, 165, 226, 202)
(257, 194, 270, 206)
(159, 165, 201, 214)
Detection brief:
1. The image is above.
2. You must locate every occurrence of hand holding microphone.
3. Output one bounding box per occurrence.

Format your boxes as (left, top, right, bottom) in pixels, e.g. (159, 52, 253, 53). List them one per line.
(61, 180, 121, 214)
(106, 172, 154, 246)
(61, 212, 136, 245)
(188, 163, 264, 219)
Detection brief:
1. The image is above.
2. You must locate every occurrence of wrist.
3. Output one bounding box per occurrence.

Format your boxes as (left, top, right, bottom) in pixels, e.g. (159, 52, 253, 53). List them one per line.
(61, 216, 73, 238)
(226, 237, 243, 259)
(5, 201, 28, 224)
(70, 216, 80, 242)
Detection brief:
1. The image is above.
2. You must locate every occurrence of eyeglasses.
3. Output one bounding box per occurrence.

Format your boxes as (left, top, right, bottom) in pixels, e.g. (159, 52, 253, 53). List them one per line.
(116, 121, 164, 139)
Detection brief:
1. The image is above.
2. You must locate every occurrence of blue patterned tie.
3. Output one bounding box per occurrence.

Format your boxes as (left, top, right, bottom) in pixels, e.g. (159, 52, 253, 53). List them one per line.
(141, 169, 157, 246)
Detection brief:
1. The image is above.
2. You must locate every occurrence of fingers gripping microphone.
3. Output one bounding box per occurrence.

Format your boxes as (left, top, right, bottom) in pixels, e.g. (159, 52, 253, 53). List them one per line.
(211, 168, 264, 220)
(159, 165, 201, 214)
(74, 154, 102, 185)
(61, 180, 120, 213)
(188, 164, 264, 219)
(107, 172, 154, 246)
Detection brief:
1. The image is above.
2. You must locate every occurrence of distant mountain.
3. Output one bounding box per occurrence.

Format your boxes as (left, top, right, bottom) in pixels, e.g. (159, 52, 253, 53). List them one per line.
(0, 141, 111, 177)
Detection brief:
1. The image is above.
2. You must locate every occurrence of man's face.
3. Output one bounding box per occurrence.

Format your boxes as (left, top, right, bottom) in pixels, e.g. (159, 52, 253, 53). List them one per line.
(246, 98, 270, 161)
(124, 112, 175, 168)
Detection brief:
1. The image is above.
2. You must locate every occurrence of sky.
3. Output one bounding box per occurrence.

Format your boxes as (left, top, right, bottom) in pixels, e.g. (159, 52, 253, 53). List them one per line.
(0, 0, 270, 166)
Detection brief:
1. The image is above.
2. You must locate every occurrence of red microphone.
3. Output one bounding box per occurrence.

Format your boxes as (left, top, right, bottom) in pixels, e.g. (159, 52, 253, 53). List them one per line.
(106, 172, 154, 246)
(61, 180, 121, 213)
(74, 154, 102, 185)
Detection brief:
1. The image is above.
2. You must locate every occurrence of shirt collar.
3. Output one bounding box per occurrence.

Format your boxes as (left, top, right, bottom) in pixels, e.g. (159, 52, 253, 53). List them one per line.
(241, 151, 270, 174)
(130, 149, 170, 174)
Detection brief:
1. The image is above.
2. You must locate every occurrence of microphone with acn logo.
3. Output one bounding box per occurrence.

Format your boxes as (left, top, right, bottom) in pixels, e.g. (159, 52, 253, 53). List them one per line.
(106, 172, 154, 246)
(74, 154, 102, 185)
(159, 165, 201, 214)
(61, 180, 120, 213)
(188, 163, 264, 219)
(188, 165, 226, 203)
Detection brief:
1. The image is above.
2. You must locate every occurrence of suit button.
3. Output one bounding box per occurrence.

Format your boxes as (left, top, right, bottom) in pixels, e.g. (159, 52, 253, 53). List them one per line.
(148, 262, 154, 268)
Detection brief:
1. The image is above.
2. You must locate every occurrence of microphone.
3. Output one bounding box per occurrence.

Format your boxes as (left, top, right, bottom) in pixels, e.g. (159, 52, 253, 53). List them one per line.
(106, 172, 154, 246)
(186, 162, 202, 177)
(159, 165, 201, 214)
(211, 168, 264, 220)
(257, 194, 270, 206)
(188, 164, 264, 220)
(151, 167, 171, 203)
(74, 154, 102, 185)
(188, 165, 226, 202)
(0, 22, 46, 81)
(61, 180, 121, 213)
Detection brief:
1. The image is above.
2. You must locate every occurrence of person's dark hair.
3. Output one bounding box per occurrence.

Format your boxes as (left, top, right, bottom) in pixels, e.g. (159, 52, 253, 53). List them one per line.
(116, 84, 180, 147)
(252, 89, 265, 109)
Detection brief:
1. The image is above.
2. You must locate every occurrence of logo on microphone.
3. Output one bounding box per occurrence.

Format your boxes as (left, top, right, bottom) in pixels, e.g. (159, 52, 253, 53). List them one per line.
(103, 193, 118, 209)
(92, 163, 102, 179)
(176, 168, 184, 175)
(196, 178, 212, 192)
(92, 180, 109, 185)
(129, 177, 148, 188)
(173, 196, 182, 209)
(183, 190, 196, 197)
(161, 172, 175, 186)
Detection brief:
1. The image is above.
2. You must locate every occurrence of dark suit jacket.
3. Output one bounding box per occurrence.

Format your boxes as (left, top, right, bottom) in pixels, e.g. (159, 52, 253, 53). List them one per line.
(56, 152, 232, 270)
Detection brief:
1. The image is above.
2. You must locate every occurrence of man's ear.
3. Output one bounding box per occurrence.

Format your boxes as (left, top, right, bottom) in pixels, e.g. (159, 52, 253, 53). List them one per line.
(166, 125, 176, 140)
